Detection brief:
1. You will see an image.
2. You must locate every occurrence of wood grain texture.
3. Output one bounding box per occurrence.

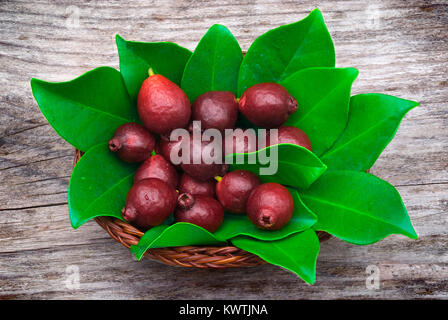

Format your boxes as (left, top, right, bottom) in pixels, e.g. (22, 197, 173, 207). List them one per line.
(0, 0, 447, 299)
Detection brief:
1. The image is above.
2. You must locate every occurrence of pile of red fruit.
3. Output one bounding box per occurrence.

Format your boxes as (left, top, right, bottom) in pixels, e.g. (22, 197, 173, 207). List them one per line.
(109, 69, 313, 233)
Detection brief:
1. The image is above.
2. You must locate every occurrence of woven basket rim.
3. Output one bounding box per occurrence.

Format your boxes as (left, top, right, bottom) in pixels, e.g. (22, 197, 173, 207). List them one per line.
(74, 148, 331, 268)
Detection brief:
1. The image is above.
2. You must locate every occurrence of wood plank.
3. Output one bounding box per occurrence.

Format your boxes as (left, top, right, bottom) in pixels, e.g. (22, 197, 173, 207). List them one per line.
(0, 184, 446, 299)
(0, 183, 446, 252)
(0, 236, 447, 299)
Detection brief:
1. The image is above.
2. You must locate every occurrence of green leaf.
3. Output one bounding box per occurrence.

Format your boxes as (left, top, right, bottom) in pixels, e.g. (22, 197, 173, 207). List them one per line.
(225, 144, 327, 190)
(281, 67, 358, 156)
(300, 171, 418, 245)
(214, 189, 317, 241)
(321, 94, 419, 171)
(238, 9, 335, 96)
(131, 222, 224, 260)
(116, 34, 192, 104)
(129, 225, 169, 260)
(231, 229, 320, 284)
(68, 144, 138, 228)
(131, 191, 317, 260)
(181, 24, 243, 102)
(31, 67, 136, 152)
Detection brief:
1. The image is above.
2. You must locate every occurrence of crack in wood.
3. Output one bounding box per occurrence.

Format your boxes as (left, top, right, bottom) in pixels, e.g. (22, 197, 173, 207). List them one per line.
(0, 154, 73, 172)
(0, 202, 68, 212)
(0, 123, 48, 140)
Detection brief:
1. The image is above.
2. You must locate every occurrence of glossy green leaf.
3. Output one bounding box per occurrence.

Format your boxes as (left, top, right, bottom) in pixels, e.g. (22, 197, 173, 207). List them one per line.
(214, 189, 317, 241)
(281, 67, 358, 156)
(131, 190, 317, 260)
(129, 225, 169, 260)
(131, 222, 224, 260)
(231, 229, 320, 284)
(225, 144, 327, 190)
(116, 34, 192, 104)
(238, 9, 335, 96)
(181, 24, 243, 102)
(321, 94, 419, 171)
(300, 171, 418, 245)
(31, 67, 136, 152)
(68, 144, 138, 229)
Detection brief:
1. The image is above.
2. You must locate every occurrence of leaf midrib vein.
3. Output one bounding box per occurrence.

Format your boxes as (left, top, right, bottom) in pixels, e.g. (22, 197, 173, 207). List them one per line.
(50, 91, 131, 123)
(210, 35, 219, 90)
(83, 172, 134, 215)
(321, 114, 404, 159)
(278, 17, 317, 80)
(294, 77, 353, 127)
(300, 194, 407, 233)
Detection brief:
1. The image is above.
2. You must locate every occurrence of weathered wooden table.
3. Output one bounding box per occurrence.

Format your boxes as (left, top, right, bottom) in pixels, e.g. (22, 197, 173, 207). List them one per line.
(1, 0, 447, 299)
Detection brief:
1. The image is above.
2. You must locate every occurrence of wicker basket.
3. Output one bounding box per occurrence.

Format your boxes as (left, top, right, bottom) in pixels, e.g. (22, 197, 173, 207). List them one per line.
(74, 149, 331, 269)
